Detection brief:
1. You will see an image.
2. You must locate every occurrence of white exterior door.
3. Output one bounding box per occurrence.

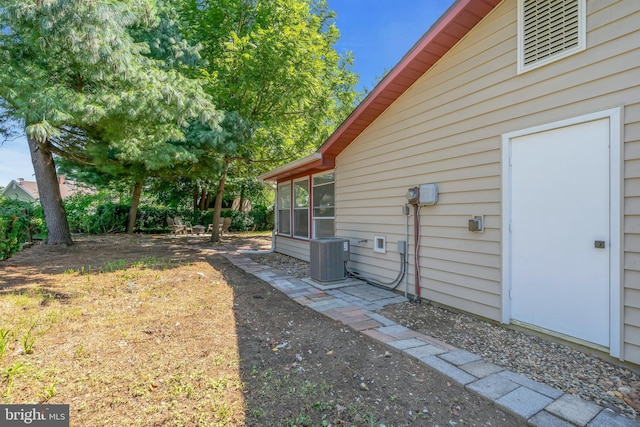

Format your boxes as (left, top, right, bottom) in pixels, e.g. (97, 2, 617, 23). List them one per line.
(508, 118, 611, 347)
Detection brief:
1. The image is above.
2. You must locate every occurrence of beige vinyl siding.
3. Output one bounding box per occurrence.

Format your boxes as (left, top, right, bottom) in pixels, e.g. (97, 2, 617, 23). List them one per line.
(274, 236, 310, 262)
(623, 96, 640, 361)
(335, 0, 640, 354)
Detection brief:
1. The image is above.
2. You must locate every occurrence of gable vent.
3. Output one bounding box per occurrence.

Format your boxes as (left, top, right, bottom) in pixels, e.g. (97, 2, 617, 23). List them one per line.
(520, 0, 584, 71)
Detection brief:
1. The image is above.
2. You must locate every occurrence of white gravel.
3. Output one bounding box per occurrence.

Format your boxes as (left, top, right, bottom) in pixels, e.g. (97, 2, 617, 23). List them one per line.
(380, 301, 640, 420)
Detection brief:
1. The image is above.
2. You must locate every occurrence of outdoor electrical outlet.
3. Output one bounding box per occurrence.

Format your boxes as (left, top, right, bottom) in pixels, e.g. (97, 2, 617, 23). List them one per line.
(469, 215, 484, 233)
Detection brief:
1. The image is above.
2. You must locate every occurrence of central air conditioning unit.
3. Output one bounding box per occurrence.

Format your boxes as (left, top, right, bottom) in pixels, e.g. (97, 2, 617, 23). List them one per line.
(310, 238, 350, 282)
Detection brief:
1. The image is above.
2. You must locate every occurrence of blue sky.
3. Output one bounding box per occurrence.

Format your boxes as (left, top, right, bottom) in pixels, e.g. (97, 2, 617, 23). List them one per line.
(0, 1, 454, 186)
(329, 1, 454, 92)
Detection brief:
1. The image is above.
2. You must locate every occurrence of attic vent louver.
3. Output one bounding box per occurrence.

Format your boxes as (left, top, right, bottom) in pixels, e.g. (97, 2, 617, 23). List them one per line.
(519, 0, 584, 73)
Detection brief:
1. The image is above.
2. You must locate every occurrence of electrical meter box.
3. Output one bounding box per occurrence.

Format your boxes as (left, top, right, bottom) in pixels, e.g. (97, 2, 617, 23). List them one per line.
(407, 184, 439, 205)
(310, 238, 350, 282)
(419, 183, 439, 205)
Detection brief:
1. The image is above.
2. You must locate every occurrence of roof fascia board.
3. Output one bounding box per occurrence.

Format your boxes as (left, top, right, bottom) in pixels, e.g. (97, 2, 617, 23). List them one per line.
(319, 0, 475, 155)
(260, 0, 501, 181)
(258, 153, 323, 181)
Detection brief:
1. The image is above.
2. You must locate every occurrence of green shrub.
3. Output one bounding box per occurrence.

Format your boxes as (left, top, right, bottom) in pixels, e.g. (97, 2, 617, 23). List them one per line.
(0, 216, 21, 260)
(90, 203, 129, 234)
(1, 190, 271, 257)
(226, 210, 252, 232)
(189, 210, 213, 229)
(30, 205, 46, 237)
(64, 193, 102, 233)
(248, 205, 274, 231)
(136, 206, 170, 233)
(0, 198, 43, 260)
(65, 193, 172, 234)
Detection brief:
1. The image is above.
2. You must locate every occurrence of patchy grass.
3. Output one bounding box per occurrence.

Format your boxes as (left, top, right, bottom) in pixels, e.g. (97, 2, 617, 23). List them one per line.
(0, 234, 523, 427)
(1, 253, 246, 426)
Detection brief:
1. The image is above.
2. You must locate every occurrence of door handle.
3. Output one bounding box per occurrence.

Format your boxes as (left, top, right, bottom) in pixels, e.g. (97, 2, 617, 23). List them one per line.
(594, 240, 606, 249)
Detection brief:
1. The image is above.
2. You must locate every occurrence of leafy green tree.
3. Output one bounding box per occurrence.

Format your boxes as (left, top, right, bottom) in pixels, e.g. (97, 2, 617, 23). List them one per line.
(0, 0, 218, 243)
(179, 0, 358, 241)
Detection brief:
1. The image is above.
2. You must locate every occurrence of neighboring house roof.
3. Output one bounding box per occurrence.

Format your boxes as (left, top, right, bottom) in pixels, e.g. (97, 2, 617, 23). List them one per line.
(1, 176, 90, 201)
(0, 179, 38, 202)
(259, 0, 502, 182)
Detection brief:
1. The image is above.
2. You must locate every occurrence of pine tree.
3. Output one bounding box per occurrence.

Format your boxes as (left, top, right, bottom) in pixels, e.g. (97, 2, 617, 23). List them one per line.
(0, 0, 218, 243)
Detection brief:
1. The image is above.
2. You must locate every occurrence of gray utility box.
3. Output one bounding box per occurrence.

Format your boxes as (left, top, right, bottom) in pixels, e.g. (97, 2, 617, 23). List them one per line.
(310, 238, 350, 282)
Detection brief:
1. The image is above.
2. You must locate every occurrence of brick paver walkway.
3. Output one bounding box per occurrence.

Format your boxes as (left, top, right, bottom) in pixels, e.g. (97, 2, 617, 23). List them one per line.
(218, 243, 638, 427)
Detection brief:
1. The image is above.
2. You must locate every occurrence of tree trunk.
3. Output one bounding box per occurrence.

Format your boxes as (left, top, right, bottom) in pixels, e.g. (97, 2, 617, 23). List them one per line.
(198, 188, 207, 211)
(126, 179, 143, 234)
(193, 185, 199, 212)
(210, 158, 231, 243)
(27, 135, 73, 245)
(239, 184, 246, 212)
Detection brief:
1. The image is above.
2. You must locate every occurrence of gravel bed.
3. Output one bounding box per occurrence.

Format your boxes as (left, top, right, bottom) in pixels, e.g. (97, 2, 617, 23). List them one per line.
(249, 252, 310, 278)
(379, 301, 640, 420)
(249, 252, 640, 419)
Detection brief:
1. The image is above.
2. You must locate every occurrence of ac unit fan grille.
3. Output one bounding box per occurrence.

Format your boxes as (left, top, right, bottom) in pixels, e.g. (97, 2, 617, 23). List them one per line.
(310, 238, 350, 282)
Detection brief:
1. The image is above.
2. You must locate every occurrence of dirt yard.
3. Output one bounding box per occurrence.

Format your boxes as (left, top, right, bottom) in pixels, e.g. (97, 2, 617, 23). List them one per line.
(0, 233, 524, 426)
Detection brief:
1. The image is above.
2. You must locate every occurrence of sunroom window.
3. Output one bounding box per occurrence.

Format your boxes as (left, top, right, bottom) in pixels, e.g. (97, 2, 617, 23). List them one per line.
(277, 182, 291, 235)
(312, 172, 335, 238)
(293, 179, 309, 238)
(518, 0, 585, 73)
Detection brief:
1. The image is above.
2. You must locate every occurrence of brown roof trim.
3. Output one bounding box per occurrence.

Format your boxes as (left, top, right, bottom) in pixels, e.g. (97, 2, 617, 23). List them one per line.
(258, 153, 335, 182)
(319, 0, 501, 158)
(262, 0, 501, 182)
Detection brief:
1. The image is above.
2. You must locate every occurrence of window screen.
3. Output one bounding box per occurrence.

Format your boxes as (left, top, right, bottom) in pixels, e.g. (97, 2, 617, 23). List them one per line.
(293, 179, 309, 238)
(312, 172, 335, 238)
(278, 183, 291, 235)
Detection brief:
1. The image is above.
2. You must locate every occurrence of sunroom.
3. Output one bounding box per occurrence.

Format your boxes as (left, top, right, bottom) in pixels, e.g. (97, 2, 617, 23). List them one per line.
(259, 153, 336, 261)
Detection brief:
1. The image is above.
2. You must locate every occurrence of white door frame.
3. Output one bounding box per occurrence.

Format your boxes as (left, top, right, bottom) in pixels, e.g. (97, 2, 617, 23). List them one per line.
(501, 107, 622, 358)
